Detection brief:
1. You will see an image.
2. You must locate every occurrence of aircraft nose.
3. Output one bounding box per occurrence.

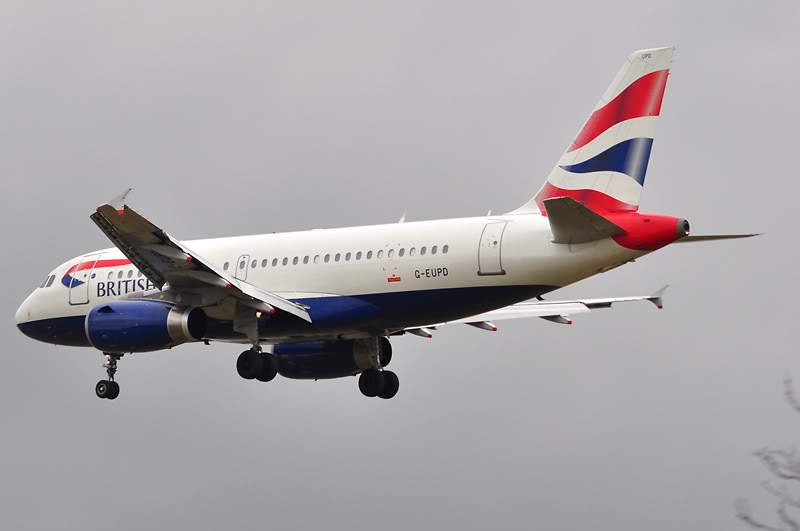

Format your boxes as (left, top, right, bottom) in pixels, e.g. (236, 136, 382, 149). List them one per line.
(15, 295, 31, 326)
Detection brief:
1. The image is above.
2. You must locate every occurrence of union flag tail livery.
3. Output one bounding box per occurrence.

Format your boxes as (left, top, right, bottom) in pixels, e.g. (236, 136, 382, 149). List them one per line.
(515, 47, 673, 215)
(15, 47, 758, 402)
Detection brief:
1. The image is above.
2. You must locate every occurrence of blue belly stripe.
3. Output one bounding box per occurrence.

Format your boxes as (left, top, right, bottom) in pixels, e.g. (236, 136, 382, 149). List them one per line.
(18, 284, 558, 347)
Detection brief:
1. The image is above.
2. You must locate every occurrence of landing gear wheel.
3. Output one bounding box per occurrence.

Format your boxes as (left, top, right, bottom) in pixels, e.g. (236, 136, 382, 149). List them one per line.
(237, 349, 264, 380)
(107, 381, 120, 400)
(256, 353, 279, 382)
(378, 337, 392, 368)
(359, 368, 385, 397)
(95, 380, 112, 399)
(378, 371, 399, 399)
(96, 353, 123, 400)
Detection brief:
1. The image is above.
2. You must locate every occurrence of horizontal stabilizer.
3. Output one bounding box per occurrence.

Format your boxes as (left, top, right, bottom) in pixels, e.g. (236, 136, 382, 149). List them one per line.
(674, 234, 762, 243)
(543, 197, 626, 244)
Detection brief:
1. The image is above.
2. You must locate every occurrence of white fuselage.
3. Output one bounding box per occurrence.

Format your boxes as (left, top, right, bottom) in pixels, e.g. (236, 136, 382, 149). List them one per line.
(16, 213, 644, 345)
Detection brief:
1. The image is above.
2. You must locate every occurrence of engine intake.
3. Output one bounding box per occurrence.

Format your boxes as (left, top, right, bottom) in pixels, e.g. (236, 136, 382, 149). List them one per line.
(86, 300, 207, 353)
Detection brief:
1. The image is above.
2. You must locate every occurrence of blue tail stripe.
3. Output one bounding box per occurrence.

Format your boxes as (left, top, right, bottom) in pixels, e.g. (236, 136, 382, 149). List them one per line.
(559, 137, 653, 185)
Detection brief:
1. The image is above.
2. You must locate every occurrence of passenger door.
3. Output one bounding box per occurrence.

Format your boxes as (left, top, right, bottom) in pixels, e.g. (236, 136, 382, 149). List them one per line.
(477, 222, 507, 276)
(68, 254, 101, 305)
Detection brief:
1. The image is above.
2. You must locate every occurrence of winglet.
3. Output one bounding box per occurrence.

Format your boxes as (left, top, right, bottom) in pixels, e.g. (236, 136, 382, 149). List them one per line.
(648, 284, 669, 309)
(104, 188, 133, 215)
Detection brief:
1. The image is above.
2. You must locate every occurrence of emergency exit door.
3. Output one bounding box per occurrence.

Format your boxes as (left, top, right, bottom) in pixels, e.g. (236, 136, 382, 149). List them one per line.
(234, 254, 250, 281)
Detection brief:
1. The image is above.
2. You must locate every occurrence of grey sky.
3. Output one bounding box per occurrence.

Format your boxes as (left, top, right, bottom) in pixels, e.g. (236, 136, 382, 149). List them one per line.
(1, 1, 798, 529)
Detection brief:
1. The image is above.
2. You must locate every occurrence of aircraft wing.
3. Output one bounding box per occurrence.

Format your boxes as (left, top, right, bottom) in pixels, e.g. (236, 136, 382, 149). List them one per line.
(90, 189, 312, 322)
(404, 286, 668, 336)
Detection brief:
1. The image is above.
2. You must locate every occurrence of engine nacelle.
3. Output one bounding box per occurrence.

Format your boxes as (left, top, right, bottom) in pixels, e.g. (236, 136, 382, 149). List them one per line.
(275, 339, 387, 380)
(86, 300, 207, 353)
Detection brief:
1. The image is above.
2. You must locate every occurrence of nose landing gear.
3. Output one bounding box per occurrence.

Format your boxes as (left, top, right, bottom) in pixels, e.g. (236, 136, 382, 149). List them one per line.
(95, 353, 121, 400)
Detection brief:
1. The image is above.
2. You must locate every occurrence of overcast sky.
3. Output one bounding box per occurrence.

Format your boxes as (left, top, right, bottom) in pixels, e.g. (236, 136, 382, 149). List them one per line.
(1, 1, 798, 530)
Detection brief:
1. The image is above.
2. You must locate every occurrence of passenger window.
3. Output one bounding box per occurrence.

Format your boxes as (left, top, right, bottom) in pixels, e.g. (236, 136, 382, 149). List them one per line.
(410, 247, 416, 256)
(367, 251, 373, 260)
(107, 272, 113, 280)
(282, 257, 288, 266)
(262, 259, 268, 267)
(432, 246, 438, 255)
(303, 256, 309, 264)
(293, 257, 299, 265)
(117, 271, 123, 279)
(443, 245, 449, 254)
(272, 258, 278, 267)
(398, 248, 405, 257)
(239, 260, 246, 270)
(377, 250, 384, 259)
(388, 249, 395, 258)
(127, 270, 133, 278)
(335, 253, 341, 262)
(223, 262, 229, 271)
(251, 260, 257, 268)
(314, 255, 320, 264)
(324, 254, 330, 263)
(45, 275, 55, 288)
(420, 246, 427, 256)
(345, 252, 351, 261)
(356, 251, 362, 260)
(137, 271, 143, 277)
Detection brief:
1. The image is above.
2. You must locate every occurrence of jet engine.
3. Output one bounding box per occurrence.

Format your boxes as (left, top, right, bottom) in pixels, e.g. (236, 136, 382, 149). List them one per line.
(86, 300, 207, 353)
(275, 338, 390, 379)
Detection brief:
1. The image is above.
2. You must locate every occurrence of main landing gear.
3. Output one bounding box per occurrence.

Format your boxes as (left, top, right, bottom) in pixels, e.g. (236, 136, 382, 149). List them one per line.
(95, 353, 121, 400)
(358, 337, 399, 399)
(237, 347, 278, 382)
(359, 368, 399, 399)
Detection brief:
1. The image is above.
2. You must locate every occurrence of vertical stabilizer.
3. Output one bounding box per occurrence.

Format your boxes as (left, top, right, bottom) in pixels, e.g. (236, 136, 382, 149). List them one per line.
(513, 47, 674, 214)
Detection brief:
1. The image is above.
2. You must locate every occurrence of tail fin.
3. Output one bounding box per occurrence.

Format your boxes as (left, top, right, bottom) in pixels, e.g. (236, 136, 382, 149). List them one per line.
(514, 47, 674, 214)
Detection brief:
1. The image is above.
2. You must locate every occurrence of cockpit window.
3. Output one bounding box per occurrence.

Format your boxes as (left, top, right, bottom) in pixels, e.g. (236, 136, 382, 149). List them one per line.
(39, 277, 49, 288)
(45, 275, 55, 288)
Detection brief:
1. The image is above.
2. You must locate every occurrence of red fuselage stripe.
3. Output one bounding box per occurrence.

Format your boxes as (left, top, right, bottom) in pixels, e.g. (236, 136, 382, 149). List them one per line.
(66, 259, 132, 275)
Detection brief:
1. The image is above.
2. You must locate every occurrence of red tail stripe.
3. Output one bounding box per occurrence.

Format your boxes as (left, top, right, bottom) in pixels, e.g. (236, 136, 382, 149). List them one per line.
(535, 182, 637, 215)
(568, 69, 669, 153)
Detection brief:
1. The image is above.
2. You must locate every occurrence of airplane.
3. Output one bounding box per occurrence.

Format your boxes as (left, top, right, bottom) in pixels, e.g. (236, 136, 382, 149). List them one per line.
(15, 47, 757, 401)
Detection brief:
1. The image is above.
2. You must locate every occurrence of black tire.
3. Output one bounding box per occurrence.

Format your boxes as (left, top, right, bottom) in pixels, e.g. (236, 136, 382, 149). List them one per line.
(95, 380, 111, 399)
(237, 350, 263, 380)
(378, 337, 392, 368)
(378, 371, 399, 399)
(256, 353, 279, 382)
(107, 381, 120, 400)
(358, 368, 385, 398)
